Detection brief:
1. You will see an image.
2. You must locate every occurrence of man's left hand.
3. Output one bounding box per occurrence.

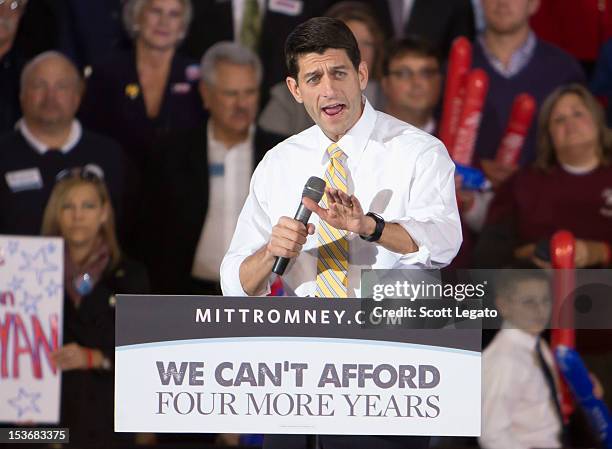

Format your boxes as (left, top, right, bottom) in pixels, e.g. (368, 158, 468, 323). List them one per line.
(302, 187, 374, 236)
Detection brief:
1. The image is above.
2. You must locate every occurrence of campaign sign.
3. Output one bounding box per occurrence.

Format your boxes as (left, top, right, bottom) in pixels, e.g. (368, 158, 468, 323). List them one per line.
(0, 236, 63, 423)
(115, 296, 481, 436)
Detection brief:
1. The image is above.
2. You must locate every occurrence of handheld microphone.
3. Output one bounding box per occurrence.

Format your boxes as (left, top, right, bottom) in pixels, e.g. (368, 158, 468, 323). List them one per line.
(272, 176, 326, 276)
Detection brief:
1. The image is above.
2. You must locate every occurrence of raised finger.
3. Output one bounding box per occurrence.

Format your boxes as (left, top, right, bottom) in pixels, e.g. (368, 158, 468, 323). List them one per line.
(325, 187, 339, 204)
(337, 190, 353, 207)
(327, 188, 343, 206)
(350, 195, 364, 214)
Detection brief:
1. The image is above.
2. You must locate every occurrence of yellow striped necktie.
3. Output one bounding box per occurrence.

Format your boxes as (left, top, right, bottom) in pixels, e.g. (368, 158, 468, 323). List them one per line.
(316, 143, 349, 298)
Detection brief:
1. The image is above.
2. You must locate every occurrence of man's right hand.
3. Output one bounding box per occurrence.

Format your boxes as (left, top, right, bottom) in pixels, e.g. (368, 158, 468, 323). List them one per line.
(238, 217, 315, 296)
(266, 216, 315, 259)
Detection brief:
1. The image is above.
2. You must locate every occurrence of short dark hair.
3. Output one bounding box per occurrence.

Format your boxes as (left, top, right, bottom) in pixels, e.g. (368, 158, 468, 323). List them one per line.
(285, 17, 361, 81)
(494, 270, 551, 301)
(382, 36, 442, 76)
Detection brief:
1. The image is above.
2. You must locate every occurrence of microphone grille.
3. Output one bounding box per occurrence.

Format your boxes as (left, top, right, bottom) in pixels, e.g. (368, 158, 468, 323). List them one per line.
(302, 176, 326, 202)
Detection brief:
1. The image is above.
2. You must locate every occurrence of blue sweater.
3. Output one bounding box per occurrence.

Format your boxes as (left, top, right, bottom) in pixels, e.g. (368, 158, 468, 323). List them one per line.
(472, 38, 585, 166)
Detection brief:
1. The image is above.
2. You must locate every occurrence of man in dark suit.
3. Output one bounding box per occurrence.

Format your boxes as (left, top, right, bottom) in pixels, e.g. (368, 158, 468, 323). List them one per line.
(180, 0, 332, 101)
(139, 41, 283, 295)
(332, 0, 475, 57)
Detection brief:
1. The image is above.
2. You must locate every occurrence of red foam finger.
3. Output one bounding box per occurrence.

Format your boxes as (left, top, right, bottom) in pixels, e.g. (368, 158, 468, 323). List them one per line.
(440, 37, 472, 150)
(495, 93, 537, 167)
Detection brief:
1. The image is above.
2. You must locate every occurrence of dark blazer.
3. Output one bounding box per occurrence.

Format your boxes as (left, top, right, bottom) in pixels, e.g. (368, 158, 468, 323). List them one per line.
(61, 257, 149, 448)
(138, 124, 284, 294)
(338, 0, 475, 57)
(78, 49, 205, 248)
(79, 49, 204, 172)
(180, 0, 332, 98)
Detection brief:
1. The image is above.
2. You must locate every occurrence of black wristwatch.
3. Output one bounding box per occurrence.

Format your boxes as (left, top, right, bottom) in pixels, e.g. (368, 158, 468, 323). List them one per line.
(360, 212, 385, 242)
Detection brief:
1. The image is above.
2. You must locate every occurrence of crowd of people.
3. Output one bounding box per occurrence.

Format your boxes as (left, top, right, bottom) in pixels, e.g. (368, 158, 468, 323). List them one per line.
(2, 0, 612, 448)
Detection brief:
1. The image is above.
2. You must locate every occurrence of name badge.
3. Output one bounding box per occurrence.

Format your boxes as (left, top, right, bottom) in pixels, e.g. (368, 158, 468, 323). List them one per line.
(5, 168, 43, 192)
(209, 163, 225, 177)
(269, 0, 303, 16)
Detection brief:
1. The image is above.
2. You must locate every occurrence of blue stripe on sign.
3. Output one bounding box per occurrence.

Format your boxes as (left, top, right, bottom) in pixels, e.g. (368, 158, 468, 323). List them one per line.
(209, 163, 224, 177)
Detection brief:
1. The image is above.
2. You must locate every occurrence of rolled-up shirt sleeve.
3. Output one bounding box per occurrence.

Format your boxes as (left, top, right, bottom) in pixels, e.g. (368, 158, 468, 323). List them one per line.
(392, 141, 462, 268)
(220, 158, 273, 296)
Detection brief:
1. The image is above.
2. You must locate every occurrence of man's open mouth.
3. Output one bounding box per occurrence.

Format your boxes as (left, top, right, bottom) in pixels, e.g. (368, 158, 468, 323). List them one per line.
(322, 104, 345, 116)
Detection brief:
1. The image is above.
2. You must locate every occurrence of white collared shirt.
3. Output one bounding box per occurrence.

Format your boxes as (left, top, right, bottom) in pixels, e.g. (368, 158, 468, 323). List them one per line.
(220, 99, 462, 297)
(478, 31, 537, 79)
(192, 120, 254, 281)
(16, 119, 82, 154)
(480, 327, 562, 449)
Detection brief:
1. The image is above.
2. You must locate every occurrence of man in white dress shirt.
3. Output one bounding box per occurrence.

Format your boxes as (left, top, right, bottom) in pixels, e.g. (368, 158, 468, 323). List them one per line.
(220, 17, 461, 449)
(221, 17, 461, 299)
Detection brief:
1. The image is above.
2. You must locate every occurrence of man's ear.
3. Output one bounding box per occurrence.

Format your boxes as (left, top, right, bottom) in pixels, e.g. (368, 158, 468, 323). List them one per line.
(286, 76, 303, 104)
(358, 60, 369, 92)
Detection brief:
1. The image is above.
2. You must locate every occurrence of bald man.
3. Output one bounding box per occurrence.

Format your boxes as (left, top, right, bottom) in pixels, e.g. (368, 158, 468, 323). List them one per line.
(0, 51, 126, 236)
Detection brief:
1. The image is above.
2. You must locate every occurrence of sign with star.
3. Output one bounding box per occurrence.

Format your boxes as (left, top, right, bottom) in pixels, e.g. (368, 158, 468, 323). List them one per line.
(0, 235, 63, 423)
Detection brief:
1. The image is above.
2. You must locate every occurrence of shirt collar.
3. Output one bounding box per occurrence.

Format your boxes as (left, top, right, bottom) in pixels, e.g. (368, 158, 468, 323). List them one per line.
(207, 119, 255, 151)
(500, 322, 539, 350)
(16, 119, 82, 155)
(316, 96, 376, 166)
(477, 31, 537, 78)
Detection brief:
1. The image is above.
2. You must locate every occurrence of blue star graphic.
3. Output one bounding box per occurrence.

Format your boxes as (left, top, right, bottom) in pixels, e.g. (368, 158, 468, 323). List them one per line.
(8, 388, 41, 418)
(19, 291, 43, 315)
(18, 248, 58, 284)
(7, 276, 25, 292)
(45, 279, 62, 298)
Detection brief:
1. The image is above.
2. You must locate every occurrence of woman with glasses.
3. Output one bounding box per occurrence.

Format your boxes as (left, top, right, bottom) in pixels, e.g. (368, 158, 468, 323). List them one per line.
(42, 169, 149, 448)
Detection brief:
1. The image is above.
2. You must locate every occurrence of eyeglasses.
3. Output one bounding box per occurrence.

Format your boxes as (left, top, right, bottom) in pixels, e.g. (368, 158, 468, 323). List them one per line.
(387, 67, 440, 81)
(55, 165, 105, 183)
(0, 0, 27, 13)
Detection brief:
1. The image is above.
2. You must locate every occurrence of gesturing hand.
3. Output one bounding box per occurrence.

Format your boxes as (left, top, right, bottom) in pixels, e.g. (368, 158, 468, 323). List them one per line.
(302, 187, 372, 235)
